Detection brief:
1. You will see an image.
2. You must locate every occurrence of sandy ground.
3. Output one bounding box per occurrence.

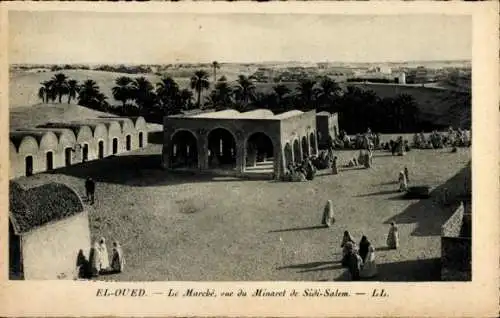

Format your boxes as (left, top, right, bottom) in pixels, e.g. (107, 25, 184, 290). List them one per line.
(15, 142, 471, 282)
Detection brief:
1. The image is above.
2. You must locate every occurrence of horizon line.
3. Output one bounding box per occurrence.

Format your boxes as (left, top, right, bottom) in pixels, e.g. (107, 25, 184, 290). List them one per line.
(10, 59, 472, 66)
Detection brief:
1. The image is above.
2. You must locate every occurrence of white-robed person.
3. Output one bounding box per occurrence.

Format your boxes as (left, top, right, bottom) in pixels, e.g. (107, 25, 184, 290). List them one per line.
(360, 245, 378, 278)
(111, 241, 125, 273)
(398, 171, 408, 192)
(321, 200, 335, 227)
(97, 237, 110, 272)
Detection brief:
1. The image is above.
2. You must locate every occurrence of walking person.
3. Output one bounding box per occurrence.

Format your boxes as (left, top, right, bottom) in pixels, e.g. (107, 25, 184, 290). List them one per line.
(358, 235, 371, 262)
(347, 249, 363, 281)
(321, 200, 335, 228)
(398, 171, 408, 192)
(88, 242, 101, 278)
(331, 156, 338, 175)
(360, 245, 378, 279)
(111, 241, 125, 273)
(97, 237, 110, 273)
(387, 222, 400, 250)
(85, 177, 96, 205)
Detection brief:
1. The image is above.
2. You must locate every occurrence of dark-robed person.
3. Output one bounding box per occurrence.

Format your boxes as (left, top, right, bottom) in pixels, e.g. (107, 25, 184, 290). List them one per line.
(358, 236, 371, 262)
(85, 177, 96, 205)
(341, 231, 356, 267)
(346, 248, 363, 281)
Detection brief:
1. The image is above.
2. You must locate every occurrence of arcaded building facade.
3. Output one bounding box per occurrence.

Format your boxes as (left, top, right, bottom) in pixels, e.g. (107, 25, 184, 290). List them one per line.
(9, 116, 148, 179)
(162, 109, 318, 180)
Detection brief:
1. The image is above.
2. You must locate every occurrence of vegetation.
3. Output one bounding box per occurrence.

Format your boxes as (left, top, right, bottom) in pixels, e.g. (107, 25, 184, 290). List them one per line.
(38, 68, 471, 133)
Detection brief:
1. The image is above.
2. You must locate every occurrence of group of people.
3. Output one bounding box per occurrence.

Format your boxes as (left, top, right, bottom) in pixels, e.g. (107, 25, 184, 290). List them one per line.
(412, 127, 471, 150)
(77, 237, 125, 279)
(338, 224, 399, 281)
(324, 129, 381, 151)
(321, 200, 400, 280)
(284, 157, 317, 182)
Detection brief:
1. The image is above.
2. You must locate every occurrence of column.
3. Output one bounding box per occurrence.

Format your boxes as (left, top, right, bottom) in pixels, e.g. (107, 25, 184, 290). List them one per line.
(197, 131, 208, 170)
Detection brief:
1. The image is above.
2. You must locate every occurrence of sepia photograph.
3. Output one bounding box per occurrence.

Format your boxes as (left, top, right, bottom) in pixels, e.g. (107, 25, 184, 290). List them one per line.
(7, 10, 473, 283)
(1, 2, 498, 317)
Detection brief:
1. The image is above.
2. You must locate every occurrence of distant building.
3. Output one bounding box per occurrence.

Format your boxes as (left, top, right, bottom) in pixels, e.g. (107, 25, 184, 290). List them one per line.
(9, 181, 90, 280)
(397, 72, 407, 84)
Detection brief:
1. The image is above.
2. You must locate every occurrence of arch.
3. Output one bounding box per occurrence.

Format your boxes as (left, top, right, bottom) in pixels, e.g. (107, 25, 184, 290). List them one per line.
(245, 132, 274, 167)
(170, 130, 198, 169)
(70, 121, 107, 147)
(284, 142, 293, 168)
(301, 136, 309, 158)
(10, 134, 39, 157)
(207, 127, 237, 169)
(98, 140, 105, 159)
(14, 130, 58, 153)
(38, 123, 93, 145)
(131, 116, 147, 132)
(112, 138, 119, 155)
(25, 156, 33, 177)
(46, 151, 54, 171)
(126, 135, 131, 151)
(309, 132, 317, 155)
(292, 139, 301, 164)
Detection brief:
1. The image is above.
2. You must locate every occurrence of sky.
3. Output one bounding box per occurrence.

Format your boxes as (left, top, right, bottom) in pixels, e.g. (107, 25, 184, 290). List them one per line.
(9, 11, 472, 64)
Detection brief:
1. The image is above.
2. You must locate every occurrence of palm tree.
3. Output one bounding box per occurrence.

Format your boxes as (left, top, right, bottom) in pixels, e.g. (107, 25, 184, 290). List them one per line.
(273, 84, 291, 107)
(38, 80, 55, 103)
(132, 77, 155, 114)
(156, 76, 180, 114)
(78, 80, 107, 110)
(66, 79, 79, 104)
(295, 78, 317, 109)
(234, 75, 256, 108)
(112, 76, 134, 107)
(208, 78, 234, 110)
(317, 77, 341, 111)
(51, 73, 69, 103)
(179, 89, 194, 111)
(212, 61, 220, 83)
(190, 70, 210, 109)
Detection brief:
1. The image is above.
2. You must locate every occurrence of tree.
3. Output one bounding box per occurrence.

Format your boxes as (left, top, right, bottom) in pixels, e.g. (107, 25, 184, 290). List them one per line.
(207, 77, 234, 110)
(156, 76, 181, 115)
(393, 93, 420, 132)
(212, 61, 220, 83)
(273, 84, 291, 107)
(190, 70, 210, 109)
(66, 79, 79, 104)
(179, 89, 194, 111)
(51, 73, 69, 103)
(317, 77, 341, 112)
(295, 78, 317, 110)
(112, 76, 134, 107)
(78, 80, 108, 110)
(132, 77, 156, 114)
(38, 80, 57, 103)
(234, 75, 256, 109)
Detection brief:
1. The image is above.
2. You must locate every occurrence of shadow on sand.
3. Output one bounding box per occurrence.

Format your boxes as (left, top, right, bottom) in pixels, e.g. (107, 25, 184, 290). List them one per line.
(52, 153, 258, 187)
(278, 260, 343, 273)
(355, 189, 401, 197)
(268, 225, 326, 233)
(384, 163, 471, 237)
(333, 258, 442, 281)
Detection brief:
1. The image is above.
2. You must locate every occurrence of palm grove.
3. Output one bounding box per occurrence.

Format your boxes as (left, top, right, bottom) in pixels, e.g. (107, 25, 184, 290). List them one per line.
(38, 68, 424, 133)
